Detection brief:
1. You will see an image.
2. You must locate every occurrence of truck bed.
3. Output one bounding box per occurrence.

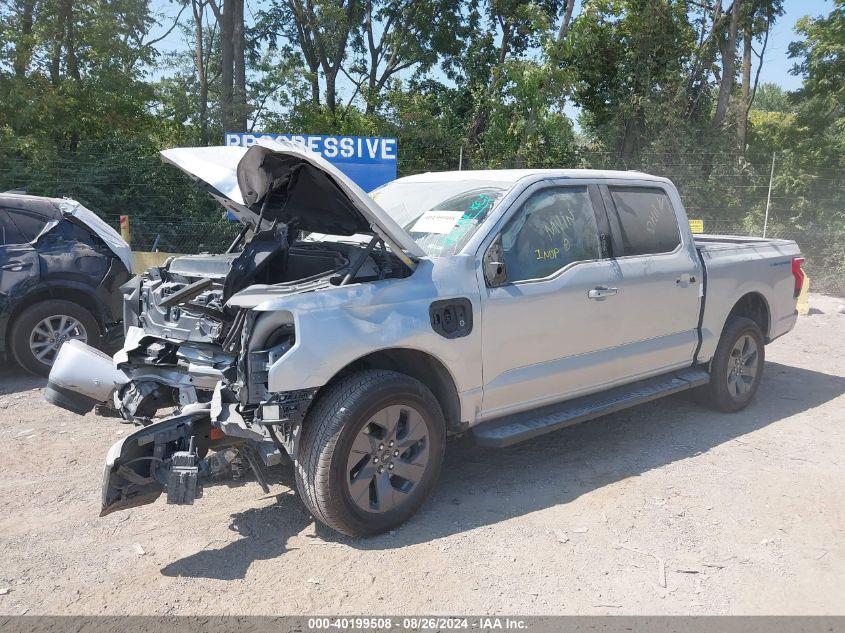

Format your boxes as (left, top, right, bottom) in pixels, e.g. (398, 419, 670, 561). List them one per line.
(694, 234, 796, 251)
(694, 233, 801, 363)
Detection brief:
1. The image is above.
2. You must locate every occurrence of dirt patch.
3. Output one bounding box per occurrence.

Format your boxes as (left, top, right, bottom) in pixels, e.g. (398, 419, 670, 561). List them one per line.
(1, 293, 843, 615)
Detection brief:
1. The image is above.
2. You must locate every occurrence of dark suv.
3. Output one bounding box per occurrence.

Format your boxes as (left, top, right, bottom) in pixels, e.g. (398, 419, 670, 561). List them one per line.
(0, 193, 132, 376)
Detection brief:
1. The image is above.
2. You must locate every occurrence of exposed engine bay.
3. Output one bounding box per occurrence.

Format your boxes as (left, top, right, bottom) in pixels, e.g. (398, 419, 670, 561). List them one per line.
(116, 222, 405, 423)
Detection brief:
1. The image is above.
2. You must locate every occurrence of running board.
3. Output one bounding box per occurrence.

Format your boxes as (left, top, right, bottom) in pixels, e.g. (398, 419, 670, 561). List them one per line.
(471, 367, 710, 448)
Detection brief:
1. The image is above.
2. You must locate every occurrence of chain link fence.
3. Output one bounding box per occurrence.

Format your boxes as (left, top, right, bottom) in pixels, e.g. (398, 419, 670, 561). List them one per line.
(101, 215, 241, 254)
(102, 206, 841, 297)
(3, 145, 840, 296)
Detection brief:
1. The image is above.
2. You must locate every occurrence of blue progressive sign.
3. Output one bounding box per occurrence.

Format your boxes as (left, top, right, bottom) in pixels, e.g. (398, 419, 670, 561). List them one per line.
(225, 133, 397, 192)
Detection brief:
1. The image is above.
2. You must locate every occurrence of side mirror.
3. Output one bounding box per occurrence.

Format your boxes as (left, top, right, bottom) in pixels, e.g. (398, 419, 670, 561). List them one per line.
(483, 235, 508, 287)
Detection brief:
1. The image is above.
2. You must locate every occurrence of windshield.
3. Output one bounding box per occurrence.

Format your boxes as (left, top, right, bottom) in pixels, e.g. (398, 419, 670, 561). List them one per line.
(371, 180, 509, 257)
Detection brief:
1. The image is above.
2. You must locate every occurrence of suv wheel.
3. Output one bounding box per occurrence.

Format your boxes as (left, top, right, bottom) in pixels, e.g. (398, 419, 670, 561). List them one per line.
(295, 370, 446, 537)
(9, 300, 101, 377)
(694, 316, 765, 412)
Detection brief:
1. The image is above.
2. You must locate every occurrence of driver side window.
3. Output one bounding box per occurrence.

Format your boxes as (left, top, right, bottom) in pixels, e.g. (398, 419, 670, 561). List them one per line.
(500, 186, 601, 283)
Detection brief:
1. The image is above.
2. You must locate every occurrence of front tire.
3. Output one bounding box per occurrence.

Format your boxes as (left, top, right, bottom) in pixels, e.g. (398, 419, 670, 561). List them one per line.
(10, 300, 101, 377)
(695, 316, 765, 412)
(295, 370, 446, 537)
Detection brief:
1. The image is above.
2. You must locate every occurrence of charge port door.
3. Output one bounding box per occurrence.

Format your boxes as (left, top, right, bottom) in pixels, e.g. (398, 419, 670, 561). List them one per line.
(429, 298, 473, 339)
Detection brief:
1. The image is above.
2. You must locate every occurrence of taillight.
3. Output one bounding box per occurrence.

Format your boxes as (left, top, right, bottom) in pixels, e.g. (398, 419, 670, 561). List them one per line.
(791, 257, 805, 298)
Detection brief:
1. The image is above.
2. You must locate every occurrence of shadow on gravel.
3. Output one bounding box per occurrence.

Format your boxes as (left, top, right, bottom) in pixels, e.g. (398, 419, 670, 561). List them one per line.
(0, 366, 44, 396)
(160, 489, 310, 580)
(163, 361, 845, 577)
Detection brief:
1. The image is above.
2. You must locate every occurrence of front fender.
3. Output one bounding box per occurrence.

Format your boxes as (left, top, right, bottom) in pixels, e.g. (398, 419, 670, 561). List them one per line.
(253, 257, 484, 400)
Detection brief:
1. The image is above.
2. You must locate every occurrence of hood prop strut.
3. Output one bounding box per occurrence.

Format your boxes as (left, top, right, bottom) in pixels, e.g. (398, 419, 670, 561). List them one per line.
(340, 235, 380, 286)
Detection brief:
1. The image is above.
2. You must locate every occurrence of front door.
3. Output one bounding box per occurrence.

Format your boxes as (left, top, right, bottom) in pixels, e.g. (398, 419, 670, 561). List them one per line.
(479, 183, 623, 419)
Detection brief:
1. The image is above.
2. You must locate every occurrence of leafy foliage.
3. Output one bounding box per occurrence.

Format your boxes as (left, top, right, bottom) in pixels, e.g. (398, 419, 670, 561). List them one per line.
(0, 0, 841, 291)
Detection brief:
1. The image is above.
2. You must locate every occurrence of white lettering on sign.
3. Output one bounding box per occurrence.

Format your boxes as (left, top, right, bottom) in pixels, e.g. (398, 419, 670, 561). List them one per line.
(382, 138, 396, 159)
(323, 137, 338, 157)
(226, 133, 397, 162)
(411, 210, 464, 234)
(225, 133, 397, 191)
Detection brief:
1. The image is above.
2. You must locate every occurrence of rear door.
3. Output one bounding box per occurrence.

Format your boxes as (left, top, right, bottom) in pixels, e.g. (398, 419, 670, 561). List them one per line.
(0, 208, 41, 308)
(598, 183, 702, 373)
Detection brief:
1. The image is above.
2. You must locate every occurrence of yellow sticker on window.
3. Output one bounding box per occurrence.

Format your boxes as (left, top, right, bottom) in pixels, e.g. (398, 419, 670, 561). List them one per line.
(689, 219, 704, 234)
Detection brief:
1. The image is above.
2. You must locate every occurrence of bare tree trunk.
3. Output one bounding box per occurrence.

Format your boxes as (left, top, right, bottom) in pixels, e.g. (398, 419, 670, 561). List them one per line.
(738, 22, 752, 149)
(557, 0, 575, 42)
(233, 0, 247, 130)
(619, 113, 641, 163)
(365, 0, 378, 115)
(61, 0, 80, 82)
(713, 0, 741, 130)
(192, 0, 209, 144)
(322, 0, 358, 114)
(325, 67, 338, 112)
(209, 0, 234, 131)
(50, 1, 67, 85)
(13, 0, 36, 78)
(288, 0, 321, 106)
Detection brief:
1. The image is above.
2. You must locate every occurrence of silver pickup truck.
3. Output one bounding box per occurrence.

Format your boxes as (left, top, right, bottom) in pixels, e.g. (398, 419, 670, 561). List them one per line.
(46, 139, 804, 537)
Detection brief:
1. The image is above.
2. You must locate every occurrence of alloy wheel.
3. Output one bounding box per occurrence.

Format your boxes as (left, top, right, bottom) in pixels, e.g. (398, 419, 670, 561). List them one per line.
(727, 333, 759, 398)
(29, 315, 88, 366)
(345, 404, 430, 514)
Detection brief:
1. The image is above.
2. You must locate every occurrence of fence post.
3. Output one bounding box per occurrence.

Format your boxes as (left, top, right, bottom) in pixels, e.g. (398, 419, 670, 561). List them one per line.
(458, 146, 463, 171)
(763, 152, 776, 238)
(119, 215, 131, 247)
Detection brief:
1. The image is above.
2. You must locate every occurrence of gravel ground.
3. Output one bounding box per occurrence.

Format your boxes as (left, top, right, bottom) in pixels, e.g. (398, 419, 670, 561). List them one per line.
(0, 293, 843, 616)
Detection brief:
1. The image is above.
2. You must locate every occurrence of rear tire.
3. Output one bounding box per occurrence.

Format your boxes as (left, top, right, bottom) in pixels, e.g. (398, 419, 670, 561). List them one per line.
(694, 316, 765, 412)
(294, 370, 446, 537)
(9, 300, 101, 377)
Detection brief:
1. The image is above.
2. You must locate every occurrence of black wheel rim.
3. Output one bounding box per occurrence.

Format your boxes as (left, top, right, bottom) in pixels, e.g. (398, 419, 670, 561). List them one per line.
(727, 334, 759, 398)
(345, 404, 430, 514)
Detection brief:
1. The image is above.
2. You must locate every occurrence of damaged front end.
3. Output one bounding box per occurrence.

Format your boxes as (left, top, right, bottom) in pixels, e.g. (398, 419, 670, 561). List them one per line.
(52, 229, 338, 514)
(47, 138, 419, 515)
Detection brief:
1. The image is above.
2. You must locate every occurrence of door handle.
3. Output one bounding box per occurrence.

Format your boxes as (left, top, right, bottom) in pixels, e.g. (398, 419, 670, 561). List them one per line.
(587, 286, 618, 300)
(1, 261, 32, 272)
(676, 274, 696, 285)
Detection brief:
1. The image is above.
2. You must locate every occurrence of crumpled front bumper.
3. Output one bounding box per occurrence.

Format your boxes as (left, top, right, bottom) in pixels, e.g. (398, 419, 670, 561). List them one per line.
(101, 411, 215, 515)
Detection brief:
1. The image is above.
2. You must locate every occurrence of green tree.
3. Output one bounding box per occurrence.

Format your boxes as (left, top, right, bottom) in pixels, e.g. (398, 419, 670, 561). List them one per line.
(564, 0, 699, 162)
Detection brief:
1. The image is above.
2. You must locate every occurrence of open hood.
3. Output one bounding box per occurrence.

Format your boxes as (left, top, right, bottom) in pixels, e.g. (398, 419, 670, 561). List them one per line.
(160, 139, 425, 259)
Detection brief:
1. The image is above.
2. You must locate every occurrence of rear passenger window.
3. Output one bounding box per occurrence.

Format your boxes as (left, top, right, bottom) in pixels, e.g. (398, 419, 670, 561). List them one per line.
(0, 210, 25, 245)
(5, 208, 50, 242)
(500, 186, 601, 282)
(608, 187, 680, 256)
(52, 219, 97, 244)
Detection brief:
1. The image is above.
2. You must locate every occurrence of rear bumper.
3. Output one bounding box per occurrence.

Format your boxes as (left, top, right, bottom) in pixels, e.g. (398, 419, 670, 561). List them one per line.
(44, 381, 102, 415)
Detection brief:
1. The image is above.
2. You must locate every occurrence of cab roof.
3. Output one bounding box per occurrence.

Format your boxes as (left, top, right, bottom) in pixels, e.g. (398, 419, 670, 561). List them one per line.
(393, 169, 670, 185)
